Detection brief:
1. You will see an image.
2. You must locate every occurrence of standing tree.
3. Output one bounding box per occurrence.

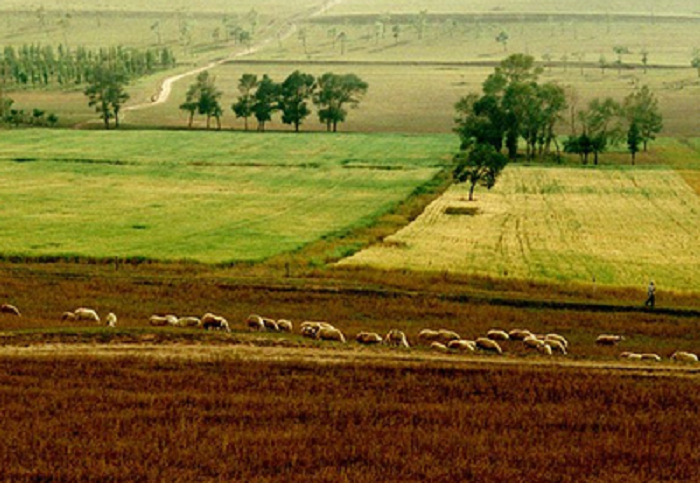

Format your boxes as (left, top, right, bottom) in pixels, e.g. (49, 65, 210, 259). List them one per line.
(231, 73, 258, 131)
(691, 48, 700, 78)
(313, 72, 368, 132)
(391, 24, 401, 46)
(623, 85, 663, 151)
(252, 74, 279, 132)
(575, 97, 622, 165)
(179, 71, 222, 129)
(279, 70, 315, 132)
(495, 30, 509, 52)
(84, 64, 130, 129)
(627, 121, 641, 165)
(452, 143, 508, 201)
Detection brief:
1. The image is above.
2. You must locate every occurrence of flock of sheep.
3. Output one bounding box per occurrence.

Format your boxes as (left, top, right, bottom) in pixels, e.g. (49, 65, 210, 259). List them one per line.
(1, 303, 698, 363)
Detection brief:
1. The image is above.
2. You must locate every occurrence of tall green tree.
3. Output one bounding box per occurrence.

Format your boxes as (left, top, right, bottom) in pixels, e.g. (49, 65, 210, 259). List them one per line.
(623, 85, 663, 152)
(252, 74, 279, 132)
(453, 143, 508, 201)
(231, 73, 258, 131)
(279, 70, 315, 132)
(84, 63, 130, 129)
(179, 71, 222, 129)
(313, 72, 368, 132)
(576, 97, 622, 165)
(627, 121, 641, 165)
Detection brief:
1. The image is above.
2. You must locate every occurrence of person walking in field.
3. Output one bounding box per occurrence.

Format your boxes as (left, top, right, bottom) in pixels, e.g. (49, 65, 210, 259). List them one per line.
(645, 280, 656, 308)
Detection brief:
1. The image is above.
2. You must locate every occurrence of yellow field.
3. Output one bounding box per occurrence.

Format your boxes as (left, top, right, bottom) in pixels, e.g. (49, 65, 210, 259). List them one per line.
(340, 166, 700, 292)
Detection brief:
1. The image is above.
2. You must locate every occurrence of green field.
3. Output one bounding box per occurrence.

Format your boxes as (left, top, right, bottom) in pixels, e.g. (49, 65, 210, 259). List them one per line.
(0, 130, 452, 263)
(341, 164, 700, 292)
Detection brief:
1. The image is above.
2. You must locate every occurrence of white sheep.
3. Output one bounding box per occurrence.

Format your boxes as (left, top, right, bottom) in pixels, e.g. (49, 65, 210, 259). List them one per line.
(523, 335, 545, 350)
(447, 339, 476, 352)
(640, 353, 661, 362)
(596, 334, 625, 346)
(384, 329, 410, 348)
(545, 333, 569, 348)
(301, 325, 320, 339)
(262, 317, 280, 332)
(417, 328, 441, 344)
(177, 316, 202, 328)
(61, 311, 76, 322)
(201, 313, 230, 332)
(476, 337, 503, 355)
(430, 341, 449, 353)
(315, 326, 346, 343)
(300, 321, 335, 331)
(356, 332, 383, 345)
(619, 352, 643, 361)
(487, 329, 510, 341)
(671, 351, 699, 363)
(247, 314, 265, 331)
(508, 329, 533, 341)
(0, 303, 20, 316)
(74, 307, 100, 323)
(276, 319, 293, 333)
(105, 312, 117, 328)
(437, 329, 461, 344)
(149, 315, 170, 326)
(544, 339, 567, 355)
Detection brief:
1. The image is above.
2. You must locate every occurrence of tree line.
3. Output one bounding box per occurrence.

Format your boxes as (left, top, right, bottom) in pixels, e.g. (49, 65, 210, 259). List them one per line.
(453, 54, 663, 199)
(0, 44, 175, 88)
(179, 70, 369, 132)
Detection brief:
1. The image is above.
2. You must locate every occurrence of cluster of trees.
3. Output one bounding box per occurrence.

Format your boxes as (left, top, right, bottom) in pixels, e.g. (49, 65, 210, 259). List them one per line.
(564, 86, 662, 165)
(0, 91, 58, 128)
(453, 54, 664, 198)
(181, 70, 369, 132)
(0, 44, 175, 88)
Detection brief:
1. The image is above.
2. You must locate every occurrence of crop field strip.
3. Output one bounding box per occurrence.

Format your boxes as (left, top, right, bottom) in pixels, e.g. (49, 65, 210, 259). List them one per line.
(341, 165, 700, 292)
(0, 130, 452, 263)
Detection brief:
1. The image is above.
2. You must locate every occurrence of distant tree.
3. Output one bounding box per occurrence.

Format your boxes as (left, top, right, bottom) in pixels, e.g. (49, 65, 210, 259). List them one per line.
(413, 10, 428, 40)
(179, 71, 222, 129)
(252, 74, 279, 132)
(391, 24, 401, 46)
(231, 73, 258, 131)
(495, 30, 509, 52)
(453, 143, 508, 201)
(627, 121, 641, 165)
(572, 52, 586, 75)
(599, 55, 608, 75)
(623, 85, 663, 152)
(279, 70, 315, 132)
(313, 72, 368, 132)
(297, 27, 308, 55)
(691, 48, 700, 78)
(640, 48, 649, 74)
(337, 31, 348, 55)
(151, 21, 162, 45)
(576, 97, 622, 165)
(47, 112, 58, 127)
(613, 45, 629, 74)
(84, 64, 130, 129)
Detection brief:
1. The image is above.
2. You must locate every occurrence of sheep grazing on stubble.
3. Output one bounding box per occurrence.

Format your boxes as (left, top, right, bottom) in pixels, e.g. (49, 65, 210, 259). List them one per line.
(544, 339, 567, 355)
(62, 311, 76, 322)
(596, 334, 625, 346)
(640, 353, 661, 362)
(447, 339, 476, 352)
(671, 351, 699, 363)
(315, 326, 346, 343)
(508, 329, 533, 341)
(74, 308, 100, 323)
(476, 337, 503, 355)
(619, 352, 643, 361)
(356, 332, 383, 345)
(149, 315, 170, 327)
(417, 329, 440, 344)
(487, 329, 510, 341)
(177, 316, 202, 328)
(276, 319, 293, 333)
(523, 335, 545, 350)
(201, 313, 230, 332)
(262, 317, 280, 332)
(437, 329, 461, 344)
(301, 325, 319, 339)
(247, 314, 265, 331)
(430, 341, 449, 353)
(545, 333, 569, 349)
(384, 329, 410, 348)
(105, 312, 117, 328)
(0, 304, 20, 316)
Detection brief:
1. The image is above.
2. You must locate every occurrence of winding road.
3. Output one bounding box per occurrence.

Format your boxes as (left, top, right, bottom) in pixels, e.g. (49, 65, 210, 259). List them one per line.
(123, 0, 345, 116)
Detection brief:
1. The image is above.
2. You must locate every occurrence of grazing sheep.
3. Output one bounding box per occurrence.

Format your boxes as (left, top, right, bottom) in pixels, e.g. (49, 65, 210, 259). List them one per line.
(523, 335, 545, 350)
(476, 337, 503, 355)
(508, 329, 533, 341)
(596, 334, 625, 346)
(544, 339, 567, 355)
(538, 343, 553, 356)
(300, 321, 335, 332)
(356, 332, 383, 345)
(61, 311, 76, 322)
(447, 339, 476, 352)
(619, 352, 643, 361)
(487, 329, 510, 341)
(201, 313, 230, 332)
(0, 304, 20, 316)
(430, 341, 449, 353)
(262, 317, 280, 332)
(149, 315, 170, 327)
(105, 312, 117, 328)
(545, 333, 569, 348)
(74, 308, 100, 323)
(384, 329, 410, 348)
(177, 316, 202, 328)
(417, 329, 441, 343)
(247, 314, 265, 331)
(671, 351, 699, 363)
(316, 326, 346, 343)
(641, 353, 662, 362)
(276, 319, 293, 333)
(301, 325, 320, 339)
(437, 329, 461, 344)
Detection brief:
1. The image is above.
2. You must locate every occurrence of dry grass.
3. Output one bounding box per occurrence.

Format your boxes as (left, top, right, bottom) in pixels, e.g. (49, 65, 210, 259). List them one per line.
(341, 165, 700, 292)
(0, 356, 699, 482)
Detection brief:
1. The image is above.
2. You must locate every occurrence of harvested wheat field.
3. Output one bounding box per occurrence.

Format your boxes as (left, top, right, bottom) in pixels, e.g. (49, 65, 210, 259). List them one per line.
(341, 165, 700, 291)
